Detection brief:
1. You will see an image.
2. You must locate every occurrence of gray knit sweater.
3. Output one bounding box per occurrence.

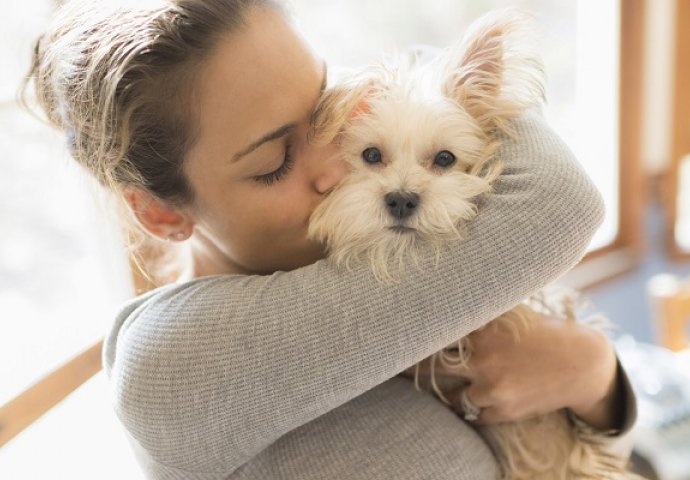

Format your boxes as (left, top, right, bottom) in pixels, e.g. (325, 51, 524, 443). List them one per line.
(103, 111, 636, 479)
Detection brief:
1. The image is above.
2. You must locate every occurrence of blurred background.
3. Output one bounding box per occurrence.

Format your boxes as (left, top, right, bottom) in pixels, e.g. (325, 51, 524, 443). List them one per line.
(1, 0, 689, 478)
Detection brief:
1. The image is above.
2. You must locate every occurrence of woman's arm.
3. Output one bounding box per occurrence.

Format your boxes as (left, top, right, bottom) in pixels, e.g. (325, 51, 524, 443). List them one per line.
(432, 316, 636, 433)
(104, 110, 605, 473)
(404, 324, 638, 461)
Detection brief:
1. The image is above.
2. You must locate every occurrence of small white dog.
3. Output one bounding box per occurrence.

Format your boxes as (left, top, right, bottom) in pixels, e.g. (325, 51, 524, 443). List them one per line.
(307, 9, 641, 480)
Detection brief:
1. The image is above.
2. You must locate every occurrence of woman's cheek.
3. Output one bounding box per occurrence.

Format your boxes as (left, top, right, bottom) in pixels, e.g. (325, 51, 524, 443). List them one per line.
(278, 182, 312, 226)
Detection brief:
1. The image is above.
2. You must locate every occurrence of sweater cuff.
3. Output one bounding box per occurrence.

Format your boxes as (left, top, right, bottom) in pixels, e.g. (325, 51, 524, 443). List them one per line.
(568, 356, 638, 435)
(611, 356, 638, 437)
(566, 356, 638, 460)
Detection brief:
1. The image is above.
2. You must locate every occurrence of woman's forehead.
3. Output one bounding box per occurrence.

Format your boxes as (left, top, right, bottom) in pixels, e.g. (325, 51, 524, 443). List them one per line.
(189, 7, 323, 166)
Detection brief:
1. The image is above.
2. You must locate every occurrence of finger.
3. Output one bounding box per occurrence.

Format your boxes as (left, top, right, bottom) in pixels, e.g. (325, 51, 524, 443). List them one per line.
(473, 402, 545, 425)
(465, 386, 540, 425)
(473, 405, 511, 425)
(413, 354, 476, 380)
(435, 363, 475, 381)
(460, 385, 506, 425)
(447, 384, 490, 421)
(463, 382, 493, 409)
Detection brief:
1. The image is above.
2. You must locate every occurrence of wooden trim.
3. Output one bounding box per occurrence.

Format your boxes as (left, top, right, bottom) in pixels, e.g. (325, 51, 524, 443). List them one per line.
(561, 247, 640, 291)
(617, 0, 646, 257)
(0, 245, 164, 448)
(0, 339, 104, 448)
(666, 0, 690, 258)
(565, 0, 647, 288)
(0, 244, 164, 449)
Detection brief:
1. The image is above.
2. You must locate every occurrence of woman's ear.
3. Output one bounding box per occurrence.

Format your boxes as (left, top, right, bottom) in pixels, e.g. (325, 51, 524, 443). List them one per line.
(122, 187, 195, 242)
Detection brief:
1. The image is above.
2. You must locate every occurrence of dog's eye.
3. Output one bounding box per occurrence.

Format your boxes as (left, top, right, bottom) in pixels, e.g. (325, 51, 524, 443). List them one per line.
(362, 147, 383, 164)
(434, 150, 456, 168)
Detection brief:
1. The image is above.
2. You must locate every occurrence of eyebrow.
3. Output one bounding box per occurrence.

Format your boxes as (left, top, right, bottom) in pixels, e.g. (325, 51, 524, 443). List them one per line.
(231, 62, 328, 163)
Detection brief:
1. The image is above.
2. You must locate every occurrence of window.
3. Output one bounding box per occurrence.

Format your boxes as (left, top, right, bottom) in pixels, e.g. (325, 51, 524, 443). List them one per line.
(0, 0, 133, 409)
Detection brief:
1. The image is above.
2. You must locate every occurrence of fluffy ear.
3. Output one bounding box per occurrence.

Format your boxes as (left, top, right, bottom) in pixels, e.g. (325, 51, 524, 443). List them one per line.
(308, 72, 387, 147)
(442, 8, 545, 134)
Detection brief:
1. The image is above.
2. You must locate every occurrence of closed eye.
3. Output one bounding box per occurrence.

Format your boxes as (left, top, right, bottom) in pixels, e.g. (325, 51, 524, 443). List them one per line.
(254, 145, 294, 186)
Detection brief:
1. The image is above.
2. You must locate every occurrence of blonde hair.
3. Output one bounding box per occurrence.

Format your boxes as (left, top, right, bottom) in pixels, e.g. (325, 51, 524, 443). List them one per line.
(23, 0, 283, 286)
(25, 0, 282, 204)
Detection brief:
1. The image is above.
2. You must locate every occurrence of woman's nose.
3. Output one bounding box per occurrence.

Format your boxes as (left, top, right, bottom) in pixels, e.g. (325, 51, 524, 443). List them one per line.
(308, 141, 349, 194)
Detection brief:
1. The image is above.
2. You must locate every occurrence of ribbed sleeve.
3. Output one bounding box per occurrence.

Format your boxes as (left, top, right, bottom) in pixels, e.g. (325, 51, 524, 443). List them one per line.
(103, 110, 605, 476)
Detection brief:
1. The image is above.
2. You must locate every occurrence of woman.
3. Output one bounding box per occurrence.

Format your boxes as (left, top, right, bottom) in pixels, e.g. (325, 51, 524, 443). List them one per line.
(27, 0, 636, 478)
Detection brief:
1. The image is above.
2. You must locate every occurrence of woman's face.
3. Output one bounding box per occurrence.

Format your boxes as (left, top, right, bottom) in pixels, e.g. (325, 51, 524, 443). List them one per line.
(182, 7, 348, 276)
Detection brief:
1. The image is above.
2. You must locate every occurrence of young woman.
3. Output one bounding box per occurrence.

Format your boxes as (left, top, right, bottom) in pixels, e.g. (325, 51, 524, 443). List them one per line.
(27, 1, 636, 478)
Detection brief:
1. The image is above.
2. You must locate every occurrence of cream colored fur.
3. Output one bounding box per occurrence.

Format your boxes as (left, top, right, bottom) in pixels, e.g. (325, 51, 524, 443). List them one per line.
(425, 290, 638, 480)
(307, 8, 642, 480)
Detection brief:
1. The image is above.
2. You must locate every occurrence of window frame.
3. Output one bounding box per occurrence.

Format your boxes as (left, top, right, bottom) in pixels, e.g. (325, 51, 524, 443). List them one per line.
(663, 0, 690, 259)
(562, 0, 646, 291)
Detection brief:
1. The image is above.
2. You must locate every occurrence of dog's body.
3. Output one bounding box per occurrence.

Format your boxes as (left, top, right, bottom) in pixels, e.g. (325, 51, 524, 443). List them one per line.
(307, 9, 638, 480)
(409, 294, 631, 480)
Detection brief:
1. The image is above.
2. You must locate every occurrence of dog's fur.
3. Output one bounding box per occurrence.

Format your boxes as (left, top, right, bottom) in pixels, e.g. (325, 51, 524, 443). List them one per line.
(306, 9, 641, 480)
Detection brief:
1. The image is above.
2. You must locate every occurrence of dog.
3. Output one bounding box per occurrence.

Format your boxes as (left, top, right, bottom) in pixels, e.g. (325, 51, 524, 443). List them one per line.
(306, 8, 641, 480)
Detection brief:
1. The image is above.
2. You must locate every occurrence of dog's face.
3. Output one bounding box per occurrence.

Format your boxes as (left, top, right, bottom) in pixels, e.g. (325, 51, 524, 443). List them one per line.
(307, 9, 544, 281)
(337, 92, 491, 234)
(308, 84, 498, 280)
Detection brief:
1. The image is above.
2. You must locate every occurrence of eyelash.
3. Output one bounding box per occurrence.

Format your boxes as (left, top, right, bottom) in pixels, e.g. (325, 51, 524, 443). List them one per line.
(254, 145, 294, 186)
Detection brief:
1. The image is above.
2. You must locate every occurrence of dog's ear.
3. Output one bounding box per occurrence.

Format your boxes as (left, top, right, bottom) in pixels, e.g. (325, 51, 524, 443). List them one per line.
(442, 9, 545, 133)
(308, 73, 386, 147)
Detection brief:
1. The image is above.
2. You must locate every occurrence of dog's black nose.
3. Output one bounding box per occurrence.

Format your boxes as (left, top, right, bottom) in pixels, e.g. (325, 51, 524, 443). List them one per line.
(385, 192, 420, 219)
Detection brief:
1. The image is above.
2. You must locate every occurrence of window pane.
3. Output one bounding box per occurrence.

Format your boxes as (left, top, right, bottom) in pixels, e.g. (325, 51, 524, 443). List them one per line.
(289, 0, 621, 251)
(0, 1, 133, 408)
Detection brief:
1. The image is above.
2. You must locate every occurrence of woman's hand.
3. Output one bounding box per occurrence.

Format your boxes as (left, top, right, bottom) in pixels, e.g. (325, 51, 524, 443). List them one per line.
(405, 314, 624, 431)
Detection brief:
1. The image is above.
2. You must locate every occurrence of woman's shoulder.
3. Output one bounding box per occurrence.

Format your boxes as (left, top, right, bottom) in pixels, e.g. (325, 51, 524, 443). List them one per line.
(102, 275, 243, 381)
(101, 275, 260, 460)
